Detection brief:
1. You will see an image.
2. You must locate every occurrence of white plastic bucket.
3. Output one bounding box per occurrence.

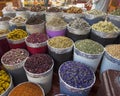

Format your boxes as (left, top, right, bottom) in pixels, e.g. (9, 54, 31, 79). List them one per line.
(24, 59, 54, 94)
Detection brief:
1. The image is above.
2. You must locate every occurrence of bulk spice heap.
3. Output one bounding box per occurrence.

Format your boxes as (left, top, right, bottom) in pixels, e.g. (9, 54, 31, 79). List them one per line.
(1, 49, 28, 65)
(111, 8, 120, 16)
(26, 15, 44, 25)
(26, 33, 48, 43)
(30, 5, 46, 12)
(9, 82, 44, 96)
(75, 39, 104, 54)
(48, 36, 73, 48)
(85, 9, 104, 15)
(7, 29, 27, 40)
(0, 70, 10, 95)
(46, 17, 67, 27)
(68, 18, 90, 30)
(105, 44, 120, 60)
(92, 21, 119, 33)
(24, 54, 53, 74)
(60, 61, 95, 88)
(47, 7, 62, 12)
(10, 16, 26, 24)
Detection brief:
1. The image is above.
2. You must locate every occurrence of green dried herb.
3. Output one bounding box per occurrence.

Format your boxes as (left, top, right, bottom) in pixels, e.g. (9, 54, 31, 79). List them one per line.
(111, 8, 120, 16)
(75, 39, 104, 54)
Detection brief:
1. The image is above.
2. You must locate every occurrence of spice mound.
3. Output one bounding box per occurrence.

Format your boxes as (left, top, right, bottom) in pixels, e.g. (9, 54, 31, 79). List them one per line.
(110, 8, 120, 16)
(85, 9, 104, 15)
(0, 70, 10, 95)
(26, 33, 48, 43)
(63, 6, 83, 13)
(25, 54, 53, 74)
(30, 5, 46, 12)
(9, 82, 44, 96)
(68, 18, 90, 30)
(10, 16, 26, 24)
(1, 49, 29, 65)
(0, 17, 11, 21)
(7, 29, 27, 40)
(75, 39, 104, 54)
(105, 44, 120, 60)
(92, 21, 120, 33)
(59, 61, 95, 88)
(48, 36, 73, 48)
(46, 17, 67, 27)
(47, 7, 62, 12)
(26, 15, 44, 25)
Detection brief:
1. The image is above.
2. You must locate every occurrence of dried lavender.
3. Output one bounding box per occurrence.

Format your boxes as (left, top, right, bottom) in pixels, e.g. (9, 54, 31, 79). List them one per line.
(1, 49, 29, 65)
(60, 61, 95, 88)
(25, 54, 53, 74)
(26, 33, 48, 43)
(75, 39, 104, 54)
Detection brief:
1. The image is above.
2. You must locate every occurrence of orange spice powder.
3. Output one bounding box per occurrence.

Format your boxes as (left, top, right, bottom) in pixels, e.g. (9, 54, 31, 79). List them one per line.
(9, 82, 44, 96)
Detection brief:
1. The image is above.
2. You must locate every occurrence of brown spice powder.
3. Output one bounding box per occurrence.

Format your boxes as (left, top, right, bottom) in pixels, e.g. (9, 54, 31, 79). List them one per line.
(9, 82, 44, 96)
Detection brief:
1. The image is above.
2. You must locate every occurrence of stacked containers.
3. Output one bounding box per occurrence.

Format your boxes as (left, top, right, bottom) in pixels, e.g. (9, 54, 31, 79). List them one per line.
(24, 54, 54, 94)
(91, 21, 120, 46)
(74, 39, 104, 72)
(59, 61, 96, 96)
(66, 18, 91, 41)
(100, 44, 120, 73)
(84, 9, 105, 25)
(47, 36, 74, 71)
(7, 29, 28, 49)
(1, 49, 29, 85)
(46, 17, 67, 38)
(25, 33, 48, 54)
(26, 15, 45, 34)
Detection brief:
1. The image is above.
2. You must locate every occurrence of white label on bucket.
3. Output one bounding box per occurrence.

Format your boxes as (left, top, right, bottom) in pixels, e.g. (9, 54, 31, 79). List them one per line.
(74, 52, 102, 72)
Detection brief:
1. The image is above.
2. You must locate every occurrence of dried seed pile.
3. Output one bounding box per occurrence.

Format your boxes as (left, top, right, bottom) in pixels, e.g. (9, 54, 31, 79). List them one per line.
(75, 39, 104, 54)
(25, 54, 53, 74)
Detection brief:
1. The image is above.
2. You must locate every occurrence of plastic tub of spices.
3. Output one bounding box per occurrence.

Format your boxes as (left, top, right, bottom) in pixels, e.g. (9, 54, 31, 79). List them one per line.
(25, 33, 48, 54)
(7, 29, 28, 49)
(46, 17, 67, 38)
(16, 7, 30, 19)
(47, 36, 74, 72)
(46, 7, 63, 22)
(66, 18, 91, 42)
(91, 21, 120, 46)
(24, 54, 54, 94)
(83, 9, 105, 25)
(59, 61, 96, 96)
(26, 15, 45, 34)
(100, 44, 120, 74)
(0, 70, 13, 96)
(74, 39, 104, 72)
(9, 16, 26, 31)
(8, 82, 45, 96)
(1, 49, 29, 86)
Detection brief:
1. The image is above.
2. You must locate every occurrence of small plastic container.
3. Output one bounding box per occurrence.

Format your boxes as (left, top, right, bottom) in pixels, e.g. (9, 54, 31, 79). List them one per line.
(46, 26, 66, 38)
(24, 54, 54, 94)
(0, 73, 14, 96)
(108, 14, 120, 28)
(66, 25, 90, 41)
(74, 39, 104, 72)
(59, 61, 96, 96)
(8, 82, 45, 96)
(26, 21, 45, 34)
(1, 49, 29, 85)
(7, 38, 26, 49)
(100, 45, 120, 74)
